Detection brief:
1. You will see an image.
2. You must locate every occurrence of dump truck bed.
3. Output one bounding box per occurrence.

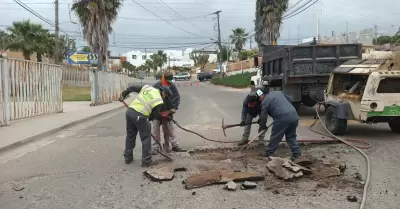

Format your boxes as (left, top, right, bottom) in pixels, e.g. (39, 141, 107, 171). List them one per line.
(262, 44, 362, 84)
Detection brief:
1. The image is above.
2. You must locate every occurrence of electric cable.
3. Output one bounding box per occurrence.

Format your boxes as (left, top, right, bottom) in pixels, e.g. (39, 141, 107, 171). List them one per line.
(157, 0, 216, 38)
(283, 0, 319, 19)
(130, 0, 210, 39)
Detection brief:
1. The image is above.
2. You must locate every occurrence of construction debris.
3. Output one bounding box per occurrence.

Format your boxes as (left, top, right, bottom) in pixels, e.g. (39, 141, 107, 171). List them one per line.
(266, 157, 311, 180)
(347, 195, 358, 202)
(329, 159, 347, 172)
(293, 155, 314, 166)
(241, 181, 258, 190)
(224, 181, 237, 191)
(184, 170, 264, 189)
(184, 171, 221, 189)
(220, 171, 265, 183)
(144, 166, 187, 181)
(316, 167, 341, 178)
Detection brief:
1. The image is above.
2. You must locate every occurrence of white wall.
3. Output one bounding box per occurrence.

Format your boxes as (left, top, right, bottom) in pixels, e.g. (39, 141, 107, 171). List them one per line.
(123, 51, 154, 67)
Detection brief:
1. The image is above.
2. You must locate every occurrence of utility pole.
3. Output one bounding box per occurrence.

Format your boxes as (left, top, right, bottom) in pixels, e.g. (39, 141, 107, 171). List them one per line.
(55, 0, 59, 64)
(314, 2, 322, 43)
(249, 36, 252, 49)
(214, 10, 222, 49)
(346, 22, 349, 43)
(374, 25, 378, 44)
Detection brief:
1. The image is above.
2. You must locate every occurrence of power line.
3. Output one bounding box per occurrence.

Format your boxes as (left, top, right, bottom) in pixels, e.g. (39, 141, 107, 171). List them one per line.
(157, 0, 215, 38)
(11, 0, 76, 39)
(283, 0, 319, 19)
(130, 0, 212, 39)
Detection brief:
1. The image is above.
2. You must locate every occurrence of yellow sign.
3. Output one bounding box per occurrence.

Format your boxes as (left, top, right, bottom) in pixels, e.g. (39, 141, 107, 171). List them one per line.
(69, 53, 89, 63)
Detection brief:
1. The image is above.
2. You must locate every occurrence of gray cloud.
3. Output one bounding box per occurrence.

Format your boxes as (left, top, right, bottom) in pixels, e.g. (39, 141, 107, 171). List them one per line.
(0, 0, 398, 54)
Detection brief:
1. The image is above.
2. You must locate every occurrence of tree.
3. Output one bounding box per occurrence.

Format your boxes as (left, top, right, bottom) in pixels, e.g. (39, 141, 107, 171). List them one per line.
(150, 50, 167, 76)
(373, 35, 400, 45)
(6, 20, 52, 61)
(255, 0, 288, 52)
(190, 52, 209, 70)
(238, 49, 259, 60)
(122, 61, 136, 75)
(81, 46, 92, 52)
(71, 0, 123, 66)
(0, 30, 10, 51)
(217, 45, 232, 62)
(144, 59, 154, 76)
(229, 28, 249, 53)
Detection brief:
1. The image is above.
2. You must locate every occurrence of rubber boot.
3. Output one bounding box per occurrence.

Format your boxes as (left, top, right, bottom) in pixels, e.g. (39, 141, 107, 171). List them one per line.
(124, 154, 133, 164)
(172, 146, 187, 152)
(141, 161, 159, 167)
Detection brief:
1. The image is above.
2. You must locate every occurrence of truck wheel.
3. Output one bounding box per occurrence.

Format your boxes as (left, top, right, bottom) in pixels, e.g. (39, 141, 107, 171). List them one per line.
(301, 95, 318, 107)
(388, 118, 400, 133)
(325, 106, 347, 135)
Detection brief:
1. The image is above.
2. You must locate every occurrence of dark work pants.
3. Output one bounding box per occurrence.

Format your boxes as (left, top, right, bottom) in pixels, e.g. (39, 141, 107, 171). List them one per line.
(124, 109, 152, 164)
(266, 120, 301, 157)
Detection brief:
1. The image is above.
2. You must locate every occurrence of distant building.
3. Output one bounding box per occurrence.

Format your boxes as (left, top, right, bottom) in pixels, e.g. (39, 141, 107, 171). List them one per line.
(122, 48, 218, 70)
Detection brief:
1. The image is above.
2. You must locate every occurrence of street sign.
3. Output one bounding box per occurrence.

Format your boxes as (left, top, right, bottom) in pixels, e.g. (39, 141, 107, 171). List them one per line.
(67, 51, 98, 65)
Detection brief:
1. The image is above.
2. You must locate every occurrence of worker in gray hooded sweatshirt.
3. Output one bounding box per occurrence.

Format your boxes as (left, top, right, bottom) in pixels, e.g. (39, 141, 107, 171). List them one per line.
(257, 89, 302, 160)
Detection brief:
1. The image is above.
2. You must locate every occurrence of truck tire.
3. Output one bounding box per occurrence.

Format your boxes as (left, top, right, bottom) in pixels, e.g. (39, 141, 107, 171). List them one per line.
(325, 106, 347, 135)
(388, 118, 400, 133)
(250, 81, 255, 86)
(301, 95, 318, 107)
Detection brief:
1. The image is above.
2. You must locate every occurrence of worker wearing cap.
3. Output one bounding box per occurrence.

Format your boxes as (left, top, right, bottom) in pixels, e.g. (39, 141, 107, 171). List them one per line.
(257, 89, 302, 160)
(119, 84, 172, 167)
(153, 71, 186, 152)
(238, 88, 265, 146)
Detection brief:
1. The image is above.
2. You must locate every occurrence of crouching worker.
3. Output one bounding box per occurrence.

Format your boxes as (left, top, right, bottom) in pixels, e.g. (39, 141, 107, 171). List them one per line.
(238, 87, 265, 146)
(257, 89, 302, 160)
(119, 84, 172, 167)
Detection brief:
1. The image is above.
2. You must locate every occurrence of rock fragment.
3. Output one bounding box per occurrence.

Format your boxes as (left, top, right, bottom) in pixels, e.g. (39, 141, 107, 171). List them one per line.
(266, 157, 303, 180)
(184, 171, 221, 189)
(224, 181, 237, 191)
(220, 171, 265, 183)
(241, 181, 258, 190)
(316, 167, 341, 178)
(329, 159, 346, 172)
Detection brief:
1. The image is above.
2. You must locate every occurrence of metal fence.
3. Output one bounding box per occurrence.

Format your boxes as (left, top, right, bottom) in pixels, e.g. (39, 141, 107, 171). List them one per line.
(89, 71, 129, 105)
(0, 58, 63, 126)
(62, 67, 90, 87)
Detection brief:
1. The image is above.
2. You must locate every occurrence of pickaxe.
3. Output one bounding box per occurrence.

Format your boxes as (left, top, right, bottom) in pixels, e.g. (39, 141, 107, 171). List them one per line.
(221, 118, 258, 137)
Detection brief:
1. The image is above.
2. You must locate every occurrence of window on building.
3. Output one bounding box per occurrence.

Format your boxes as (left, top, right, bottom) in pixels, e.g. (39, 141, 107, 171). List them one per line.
(132, 55, 137, 59)
(142, 55, 146, 59)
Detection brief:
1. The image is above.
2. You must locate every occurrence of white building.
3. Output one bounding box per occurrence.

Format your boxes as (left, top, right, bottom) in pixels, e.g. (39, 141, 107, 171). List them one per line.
(123, 50, 154, 67)
(122, 48, 218, 70)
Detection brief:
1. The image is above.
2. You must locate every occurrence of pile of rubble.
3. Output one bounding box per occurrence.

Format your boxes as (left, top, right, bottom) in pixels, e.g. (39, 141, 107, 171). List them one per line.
(266, 156, 347, 181)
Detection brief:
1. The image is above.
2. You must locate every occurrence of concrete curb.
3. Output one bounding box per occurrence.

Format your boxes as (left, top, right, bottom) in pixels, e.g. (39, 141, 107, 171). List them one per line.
(0, 106, 126, 154)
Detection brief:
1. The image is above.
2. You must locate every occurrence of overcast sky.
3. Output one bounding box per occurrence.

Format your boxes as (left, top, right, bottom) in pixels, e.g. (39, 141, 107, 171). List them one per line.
(0, 0, 398, 55)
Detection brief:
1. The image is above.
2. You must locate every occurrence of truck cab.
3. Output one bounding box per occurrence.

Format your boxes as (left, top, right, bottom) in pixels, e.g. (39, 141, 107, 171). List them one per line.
(324, 58, 400, 135)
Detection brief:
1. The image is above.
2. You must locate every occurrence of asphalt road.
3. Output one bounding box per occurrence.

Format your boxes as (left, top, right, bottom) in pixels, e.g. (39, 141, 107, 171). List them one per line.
(0, 79, 399, 209)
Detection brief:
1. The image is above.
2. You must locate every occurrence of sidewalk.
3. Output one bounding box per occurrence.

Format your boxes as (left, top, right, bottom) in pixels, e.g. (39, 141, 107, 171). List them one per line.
(0, 100, 131, 153)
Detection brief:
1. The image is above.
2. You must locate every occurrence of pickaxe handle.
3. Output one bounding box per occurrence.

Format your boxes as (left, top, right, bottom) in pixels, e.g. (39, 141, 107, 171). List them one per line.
(225, 121, 258, 129)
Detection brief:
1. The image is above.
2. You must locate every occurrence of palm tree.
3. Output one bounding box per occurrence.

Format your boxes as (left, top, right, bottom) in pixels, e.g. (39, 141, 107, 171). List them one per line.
(6, 20, 51, 61)
(150, 50, 167, 76)
(71, 0, 123, 66)
(229, 28, 249, 53)
(255, 0, 288, 52)
(145, 59, 154, 77)
(0, 30, 9, 51)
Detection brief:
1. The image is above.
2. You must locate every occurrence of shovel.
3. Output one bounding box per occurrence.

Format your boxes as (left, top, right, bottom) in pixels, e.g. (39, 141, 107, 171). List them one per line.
(240, 122, 273, 153)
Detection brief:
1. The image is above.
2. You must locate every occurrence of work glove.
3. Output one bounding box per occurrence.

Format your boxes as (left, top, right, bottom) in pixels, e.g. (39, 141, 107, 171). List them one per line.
(120, 91, 130, 101)
(170, 108, 177, 113)
(239, 121, 245, 126)
(258, 125, 267, 133)
(161, 111, 169, 118)
(257, 119, 261, 124)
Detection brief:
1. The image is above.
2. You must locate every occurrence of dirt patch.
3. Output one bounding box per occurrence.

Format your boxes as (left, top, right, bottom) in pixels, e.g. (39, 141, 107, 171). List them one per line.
(189, 144, 363, 194)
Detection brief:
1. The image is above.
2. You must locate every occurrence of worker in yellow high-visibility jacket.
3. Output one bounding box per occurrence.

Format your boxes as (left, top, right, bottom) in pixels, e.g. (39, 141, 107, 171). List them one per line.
(119, 84, 172, 167)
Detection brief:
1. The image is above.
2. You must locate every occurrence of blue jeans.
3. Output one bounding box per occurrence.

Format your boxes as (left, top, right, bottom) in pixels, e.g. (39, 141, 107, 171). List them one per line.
(265, 120, 301, 157)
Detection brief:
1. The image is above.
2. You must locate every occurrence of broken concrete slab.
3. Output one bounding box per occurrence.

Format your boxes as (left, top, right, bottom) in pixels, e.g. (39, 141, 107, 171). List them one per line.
(241, 181, 257, 190)
(144, 166, 187, 182)
(293, 155, 314, 166)
(329, 159, 346, 172)
(184, 171, 221, 189)
(316, 167, 341, 178)
(220, 171, 265, 183)
(224, 181, 237, 191)
(266, 157, 303, 180)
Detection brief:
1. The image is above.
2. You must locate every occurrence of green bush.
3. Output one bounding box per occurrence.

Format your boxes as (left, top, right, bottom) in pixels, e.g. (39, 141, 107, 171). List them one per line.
(211, 72, 256, 88)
